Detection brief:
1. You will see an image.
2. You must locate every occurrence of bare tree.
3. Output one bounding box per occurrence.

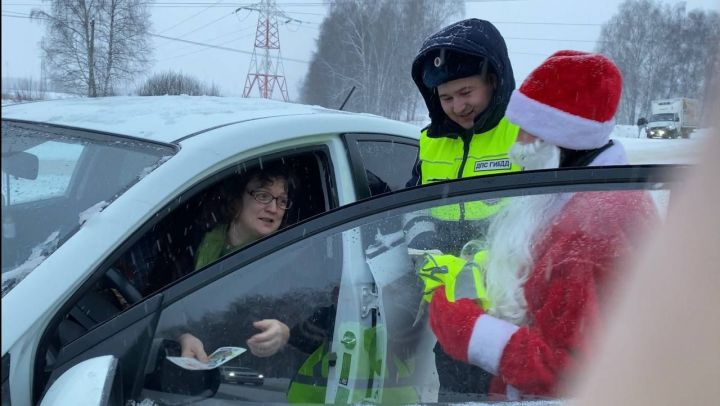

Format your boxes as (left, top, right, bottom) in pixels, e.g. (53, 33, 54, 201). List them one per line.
(32, 0, 152, 97)
(300, 0, 464, 120)
(597, 0, 720, 124)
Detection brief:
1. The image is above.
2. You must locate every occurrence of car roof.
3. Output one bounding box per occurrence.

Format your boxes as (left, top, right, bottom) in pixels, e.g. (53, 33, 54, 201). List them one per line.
(0, 95, 378, 144)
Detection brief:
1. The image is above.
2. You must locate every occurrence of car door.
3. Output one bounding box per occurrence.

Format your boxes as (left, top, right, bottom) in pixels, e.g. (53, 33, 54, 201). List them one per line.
(35, 165, 682, 405)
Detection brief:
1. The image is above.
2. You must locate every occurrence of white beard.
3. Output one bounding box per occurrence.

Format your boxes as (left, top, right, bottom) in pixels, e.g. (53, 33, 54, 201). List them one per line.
(509, 139, 561, 170)
(484, 192, 560, 324)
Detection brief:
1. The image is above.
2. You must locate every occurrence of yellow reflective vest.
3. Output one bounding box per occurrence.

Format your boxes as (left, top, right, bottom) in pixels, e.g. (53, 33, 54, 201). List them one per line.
(417, 251, 491, 309)
(287, 327, 419, 404)
(419, 117, 521, 221)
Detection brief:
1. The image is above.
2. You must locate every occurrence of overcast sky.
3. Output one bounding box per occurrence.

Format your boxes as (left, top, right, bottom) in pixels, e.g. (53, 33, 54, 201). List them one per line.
(2, 0, 718, 100)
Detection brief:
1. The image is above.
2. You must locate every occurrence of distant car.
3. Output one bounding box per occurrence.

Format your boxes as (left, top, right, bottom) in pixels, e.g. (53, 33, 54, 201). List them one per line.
(220, 366, 264, 386)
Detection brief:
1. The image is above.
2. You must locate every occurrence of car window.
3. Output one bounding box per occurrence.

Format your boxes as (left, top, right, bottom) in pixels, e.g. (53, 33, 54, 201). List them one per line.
(343, 134, 419, 199)
(1, 121, 176, 296)
(116, 167, 673, 405)
(110, 150, 335, 300)
(356, 140, 418, 193)
(142, 230, 344, 403)
(1, 140, 83, 204)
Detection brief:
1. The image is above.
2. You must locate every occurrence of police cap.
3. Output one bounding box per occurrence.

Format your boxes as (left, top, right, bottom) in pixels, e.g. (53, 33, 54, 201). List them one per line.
(421, 49, 487, 89)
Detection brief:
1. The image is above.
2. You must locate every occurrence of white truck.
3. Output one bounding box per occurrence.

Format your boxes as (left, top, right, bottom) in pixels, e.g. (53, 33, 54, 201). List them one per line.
(645, 98, 700, 139)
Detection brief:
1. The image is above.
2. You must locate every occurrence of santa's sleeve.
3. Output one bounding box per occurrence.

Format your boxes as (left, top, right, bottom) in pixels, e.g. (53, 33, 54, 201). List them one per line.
(466, 256, 600, 396)
(503, 258, 597, 395)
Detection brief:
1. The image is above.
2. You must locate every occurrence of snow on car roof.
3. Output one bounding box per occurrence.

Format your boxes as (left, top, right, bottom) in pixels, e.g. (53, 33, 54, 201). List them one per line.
(1, 95, 350, 143)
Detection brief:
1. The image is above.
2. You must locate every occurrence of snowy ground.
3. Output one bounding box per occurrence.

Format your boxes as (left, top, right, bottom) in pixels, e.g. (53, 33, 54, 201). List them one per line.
(1, 91, 79, 106)
(610, 125, 712, 164)
(408, 120, 713, 165)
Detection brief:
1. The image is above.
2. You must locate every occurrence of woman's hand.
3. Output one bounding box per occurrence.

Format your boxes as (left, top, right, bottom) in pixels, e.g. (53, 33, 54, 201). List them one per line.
(178, 332, 210, 362)
(246, 319, 290, 357)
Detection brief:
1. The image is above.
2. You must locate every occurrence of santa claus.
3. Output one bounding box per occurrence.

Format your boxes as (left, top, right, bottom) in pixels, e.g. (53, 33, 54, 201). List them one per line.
(429, 50, 660, 399)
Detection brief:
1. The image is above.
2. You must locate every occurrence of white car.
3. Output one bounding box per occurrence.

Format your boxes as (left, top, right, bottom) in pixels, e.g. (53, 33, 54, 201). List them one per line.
(1, 96, 682, 405)
(1, 96, 421, 405)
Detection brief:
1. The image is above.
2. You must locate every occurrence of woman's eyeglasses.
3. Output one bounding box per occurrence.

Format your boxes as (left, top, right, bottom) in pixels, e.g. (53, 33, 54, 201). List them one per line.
(247, 190, 292, 210)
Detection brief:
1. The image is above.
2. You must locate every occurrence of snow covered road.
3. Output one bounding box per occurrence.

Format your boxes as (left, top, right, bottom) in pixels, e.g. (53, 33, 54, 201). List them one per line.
(611, 125, 712, 164)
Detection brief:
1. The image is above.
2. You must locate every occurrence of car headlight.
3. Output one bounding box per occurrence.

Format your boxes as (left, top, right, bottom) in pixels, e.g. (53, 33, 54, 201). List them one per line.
(258, 374, 264, 379)
(228, 372, 235, 377)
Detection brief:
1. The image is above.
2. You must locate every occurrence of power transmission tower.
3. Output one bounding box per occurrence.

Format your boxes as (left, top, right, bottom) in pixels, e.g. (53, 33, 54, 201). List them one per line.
(238, 0, 299, 101)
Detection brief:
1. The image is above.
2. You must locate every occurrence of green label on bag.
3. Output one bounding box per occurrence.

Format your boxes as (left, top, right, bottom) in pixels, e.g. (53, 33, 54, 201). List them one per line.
(339, 352, 351, 385)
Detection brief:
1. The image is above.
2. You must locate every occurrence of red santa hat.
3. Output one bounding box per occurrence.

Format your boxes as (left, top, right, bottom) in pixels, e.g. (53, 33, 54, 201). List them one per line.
(506, 50, 622, 150)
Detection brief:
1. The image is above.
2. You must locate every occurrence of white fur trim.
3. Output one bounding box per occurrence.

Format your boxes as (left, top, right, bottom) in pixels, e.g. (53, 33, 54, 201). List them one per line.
(467, 315, 519, 375)
(591, 139, 628, 165)
(506, 385, 521, 400)
(506, 90, 615, 150)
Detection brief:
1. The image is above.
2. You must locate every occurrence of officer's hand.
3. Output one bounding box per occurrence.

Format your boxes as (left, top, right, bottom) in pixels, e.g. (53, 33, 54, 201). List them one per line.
(429, 287, 484, 363)
(247, 319, 290, 357)
(178, 332, 210, 362)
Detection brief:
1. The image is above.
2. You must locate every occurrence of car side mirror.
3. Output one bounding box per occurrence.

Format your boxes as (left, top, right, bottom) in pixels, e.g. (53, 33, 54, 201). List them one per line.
(40, 355, 121, 406)
(2, 151, 39, 180)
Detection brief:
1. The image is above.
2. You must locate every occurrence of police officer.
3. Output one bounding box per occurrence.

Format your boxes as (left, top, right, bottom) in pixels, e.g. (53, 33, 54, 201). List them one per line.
(405, 18, 520, 399)
(405, 18, 521, 252)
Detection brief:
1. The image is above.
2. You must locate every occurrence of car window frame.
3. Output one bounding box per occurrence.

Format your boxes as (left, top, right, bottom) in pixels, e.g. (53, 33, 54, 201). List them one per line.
(342, 132, 419, 200)
(32, 164, 685, 403)
(1, 120, 179, 213)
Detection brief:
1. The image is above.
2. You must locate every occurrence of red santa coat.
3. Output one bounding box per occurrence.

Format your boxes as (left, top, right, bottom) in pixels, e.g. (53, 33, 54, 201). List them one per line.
(431, 189, 660, 398)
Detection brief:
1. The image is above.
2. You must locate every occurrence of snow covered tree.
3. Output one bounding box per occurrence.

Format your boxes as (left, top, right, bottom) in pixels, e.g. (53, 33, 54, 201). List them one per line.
(32, 0, 153, 97)
(300, 0, 464, 120)
(597, 0, 720, 124)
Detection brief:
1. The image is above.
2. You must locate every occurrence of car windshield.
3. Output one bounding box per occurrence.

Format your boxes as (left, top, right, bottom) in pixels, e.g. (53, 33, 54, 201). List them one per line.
(1, 121, 176, 296)
(649, 113, 677, 122)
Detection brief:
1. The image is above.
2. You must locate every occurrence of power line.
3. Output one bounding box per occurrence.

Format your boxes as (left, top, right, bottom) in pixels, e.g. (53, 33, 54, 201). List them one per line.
(174, 11, 235, 38)
(492, 20, 602, 27)
(163, 23, 255, 54)
(160, 31, 254, 61)
(1, 12, 37, 19)
(1, 7, 608, 28)
(2, 10, 311, 46)
(149, 33, 310, 64)
(511, 51, 554, 57)
(156, 0, 225, 35)
(1, 10, 310, 64)
(1, 12, 603, 44)
(1, 10, 30, 16)
(0, 1, 548, 8)
(505, 36, 603, 44)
